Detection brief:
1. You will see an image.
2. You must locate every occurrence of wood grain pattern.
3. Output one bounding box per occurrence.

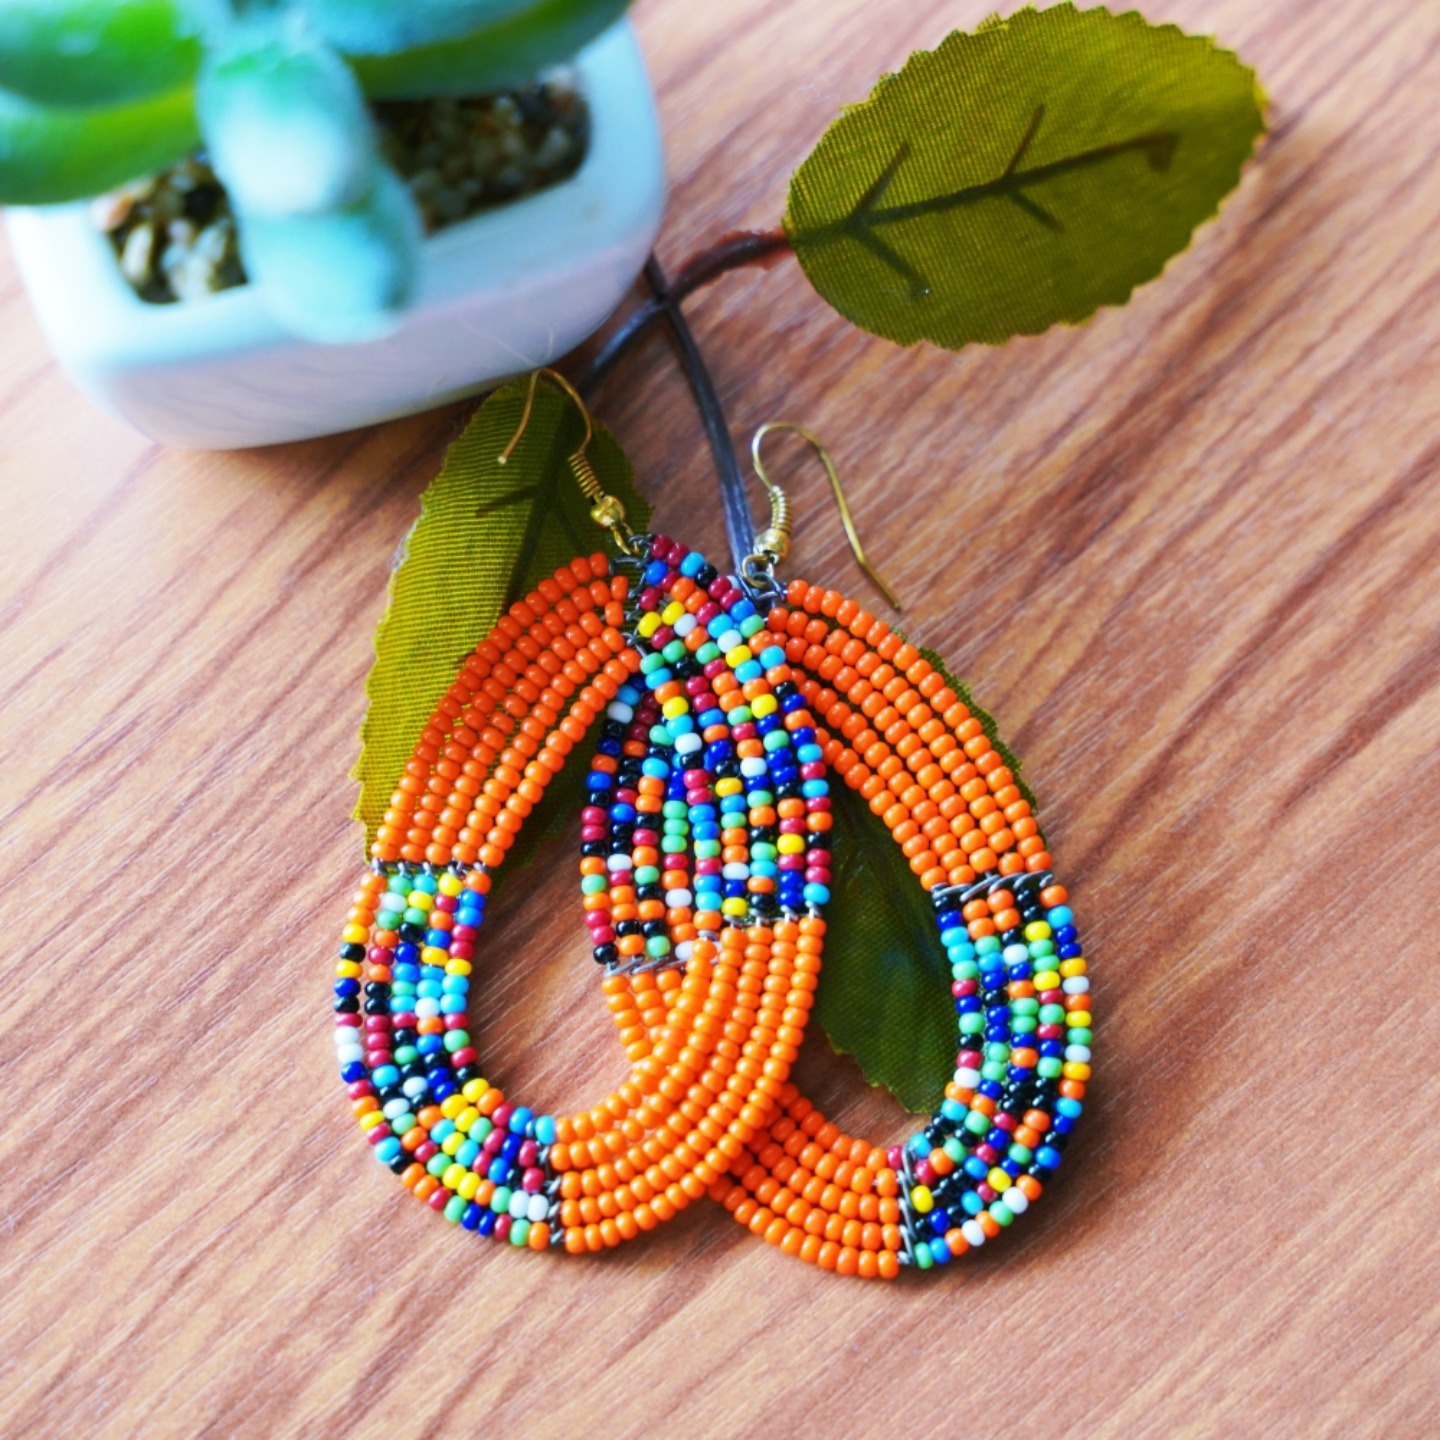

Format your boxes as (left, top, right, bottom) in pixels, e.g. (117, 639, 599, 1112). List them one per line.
(2, 2, 1438, 1436)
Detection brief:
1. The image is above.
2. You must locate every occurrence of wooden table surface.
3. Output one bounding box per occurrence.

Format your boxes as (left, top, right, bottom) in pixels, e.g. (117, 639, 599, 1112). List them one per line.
(3, 1, 1438, 1436)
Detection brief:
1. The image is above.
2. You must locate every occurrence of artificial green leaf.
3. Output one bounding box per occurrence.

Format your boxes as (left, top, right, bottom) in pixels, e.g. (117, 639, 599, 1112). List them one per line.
(197, 26, 378, 217)
(0, 0, 203, 110)
(815, 643, 1036, 1114)
(785, 3, 1265, 349)
(350, 0, 628, 99)
(0, 84, 198, 205)
(353, 377, 650, 852)
(237, 164, 421, 343)
(303, 0, 539, 57)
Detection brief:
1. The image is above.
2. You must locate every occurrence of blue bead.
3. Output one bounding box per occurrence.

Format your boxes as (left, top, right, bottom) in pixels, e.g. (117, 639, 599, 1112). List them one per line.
(333, 979, 359, 997)
(425, 929, 451, 949)
(461, 1202, 482, 1230)
(985, 1128, 1008, 1151)
(341, 1060, 366, 1083)
(394, 944, 419, 964)
(535, 1114, 557, 1146)
(680, 551, 705, 576)
(588, 772, 613, 791)
(964, 1156, 988, 1180)
(929, 1238, 952, 1265)
(955, 997, 981, 1014)
(962, 1189, 984, 1215)
(1036, 1145, 1063, 1170)
(803, 883, 830, 905)
(488, 1158, 509, 1183)
(373, 1065, 400, 1087)
(1047, 905, 1074, 928)
(930, 1209, 952, 1235)
(1039, 1040, 1065, 1058)
(417, 1034, 443, 1055)
(1056, 1096, 1083, 1119)
(509, 1106, 534, 1135)
(1058, 942, 1084, 959)
(731, 598, 756, 621)
(643, 560, 668, 584)
(501, 1133, 523, 1162)
(1001, 1157, 1023, 1176)
(977, 1080, 1003, 1100)
(477, 1209, 498, 1237)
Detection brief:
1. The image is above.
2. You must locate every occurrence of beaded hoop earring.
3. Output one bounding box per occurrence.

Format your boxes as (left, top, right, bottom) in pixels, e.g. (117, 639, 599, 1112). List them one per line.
(331, 375, 837, 1256)
(597, 432, 1090, 1278)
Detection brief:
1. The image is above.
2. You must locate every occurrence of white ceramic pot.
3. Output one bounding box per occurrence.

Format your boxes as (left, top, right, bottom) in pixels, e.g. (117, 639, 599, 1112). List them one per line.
(5, 20, 664, 450)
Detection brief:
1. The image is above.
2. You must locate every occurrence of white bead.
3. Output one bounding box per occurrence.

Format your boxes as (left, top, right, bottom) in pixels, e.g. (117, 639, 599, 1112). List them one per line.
(674, 614, 697, 636)
(606, 854, 633, 872)
(665, 888, 693, 909)
(954, 1066, 981, 1088)
(740, 756, 768, 777)
(414, 997, 440, 1018)
(675, 940, 695, 963)
(1003, 1188, 1029, 1214)
(402, 1076, 428, 1098)
(1065, 1044, 1091, 1063)
(1003, 943, 1029, 965)
(675, 733, 702, 755)
(961, 1220, 986, 1249)
(508, 1189, 528, 1218)
(1062, 976, 1089, 994)
(527, 1193, 549, 1223)
(383, 1098, 410, 1119)
(606, 700, 634, 722)
(722, 862, 749, 880)
(335, 1044, 363, 1063)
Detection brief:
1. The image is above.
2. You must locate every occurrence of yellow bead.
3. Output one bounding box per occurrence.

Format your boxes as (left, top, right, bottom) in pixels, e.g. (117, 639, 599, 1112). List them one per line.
(721, 897, 749, 917)
(1059, 958, 1088, 977)
(461, 1078, 491, 1103)
(446, 958, 472, 977)
(661, 696, 688, 719)
(751, 694, 777, 717)
(637, 612, 661, 638)
(341, 924, 369, 945)
(408, 892, 434, 912)
(1034, 969, 1060, 991)
(715, 777, 743, 796)
(777, 834, 805, 854)
(358, 1110, 385, 1131)
(911, 1185, 934, 1213)
(1063, 1061, 1092, 1080)
(725, 645, 753, 668)
(662, 601, 685, 625)
(334, 960, 362, 979)
(442, 1163, 467, 1192)
(440, 1094, 466, 1119)
(458, 1172, 481, 1201)
(438, 873, 464, 897)
(987, 1167, 1011, 1192)
(1066, 1012, 1092, 1029)
(441, 1132, 464, 1156)
(1024, 920, 1052, 942)
(422, 945, 449, 965)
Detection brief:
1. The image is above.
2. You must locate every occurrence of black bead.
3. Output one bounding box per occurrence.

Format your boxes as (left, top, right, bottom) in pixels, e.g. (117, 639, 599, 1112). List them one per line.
(641, 920, 666, 938)
(456, 1064, 482, 1083)
(593, 944, 618, 966)
(338, 942, 366, 961)
(333, 997, 360, 1013)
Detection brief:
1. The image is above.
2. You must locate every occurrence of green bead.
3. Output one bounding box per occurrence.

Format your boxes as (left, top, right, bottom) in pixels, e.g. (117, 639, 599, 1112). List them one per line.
(662, 800, 687, 818)
(984, 1042, 1010, 1062)
(943, 1137, 966, 1163)
(1007, 1142, 1033, 1164)
(981, 1060, 1008, 1082)
(1069, 1027, 1094, 1045)
(1038, 1056, 1064, 1079)
(1039, 1003, 1066, 1024)
(747, 788, 774, 807)
(952, 960, 980, 980)
(1012, 1016, 1036, 1035)
(1028, 938, 1055, 958)
(975, 935, 1002, 954)
(990, 1200, 1016, 1226)
(740, 614, 765, 637)
(1012, 997, 1039, 1016)
(959, 1013, 985, 1035)
(426, 1153, 449, 1177)
(393, 1112, 417, 1134)
(395, 1046, 418, 1065)
(696, 642, 721, 663)
(510, 1218, 531, 1247)
(634, 865, 660, 886)
(646, 936, 671, 957)
(580, 874, 606, 894)
(490, 1187, 512, 1214)
(914, 1244, 934, 1270)
(964, 1111, 990, 1136)
(375, 909, 401, 930)
(662, 639, 686, 663)
(403, 907, 428, 925)
(695, 840, 721, 858)
(443, 1029, 469, 1052)
(444, 1194, 467, 1224)
(752, 843, 778, 862)
(762, 731, 787, 751)
(639, 651, 666, 673)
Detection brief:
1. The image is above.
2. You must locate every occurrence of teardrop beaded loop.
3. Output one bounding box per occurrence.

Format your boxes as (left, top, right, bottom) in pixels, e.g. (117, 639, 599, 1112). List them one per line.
(600, 576, 1090, 1278)
(332, 545, 836, 1254)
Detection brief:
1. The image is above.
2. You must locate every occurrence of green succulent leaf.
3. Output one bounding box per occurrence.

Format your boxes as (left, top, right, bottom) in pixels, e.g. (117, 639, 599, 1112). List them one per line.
(815, 646, 1034, 1115)
(237, 164, 421, 343)
(0, 84, 198, 205)
(785, 3, 1266, 349)
(302, 0, 539, 57)
(351, 0, 628, 99)
(197, 25, 378, 217)
(0, 0, 205, 109)
(353, 377, 651, 851)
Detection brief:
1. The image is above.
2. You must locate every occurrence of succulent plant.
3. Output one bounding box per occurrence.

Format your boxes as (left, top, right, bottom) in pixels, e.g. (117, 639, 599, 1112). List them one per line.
(0, 0, 629, 340)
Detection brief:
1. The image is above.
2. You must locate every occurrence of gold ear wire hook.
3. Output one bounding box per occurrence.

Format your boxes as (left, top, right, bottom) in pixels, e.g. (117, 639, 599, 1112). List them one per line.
(750, 422, 903, 611)
(496, 368, 640, 555)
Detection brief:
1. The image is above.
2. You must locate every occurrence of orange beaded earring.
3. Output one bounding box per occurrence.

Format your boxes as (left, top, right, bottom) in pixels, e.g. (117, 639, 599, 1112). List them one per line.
(594, 425, 1087, 1279)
